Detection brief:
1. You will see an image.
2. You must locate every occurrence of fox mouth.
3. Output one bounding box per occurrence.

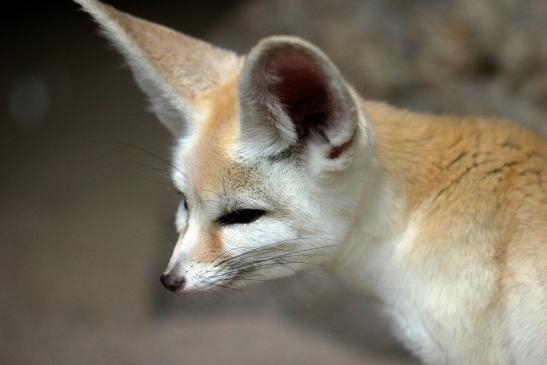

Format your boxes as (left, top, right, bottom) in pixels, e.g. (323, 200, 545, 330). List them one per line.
(162, 240, 337, 294)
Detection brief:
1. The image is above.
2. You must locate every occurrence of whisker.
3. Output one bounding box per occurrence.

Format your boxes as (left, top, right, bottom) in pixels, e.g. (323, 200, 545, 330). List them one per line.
(96, 140, 186, 178)
(197, 238, 341, 291)
(224, 245, 335, 271)
(213, 237, 333, 268)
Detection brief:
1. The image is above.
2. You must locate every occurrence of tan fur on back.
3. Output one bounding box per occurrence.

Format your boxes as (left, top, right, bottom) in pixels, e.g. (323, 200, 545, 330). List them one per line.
(367, 99, 547, 294)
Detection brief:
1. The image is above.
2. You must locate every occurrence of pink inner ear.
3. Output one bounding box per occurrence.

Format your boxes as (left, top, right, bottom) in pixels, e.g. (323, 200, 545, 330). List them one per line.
(268, 50, 334, 141)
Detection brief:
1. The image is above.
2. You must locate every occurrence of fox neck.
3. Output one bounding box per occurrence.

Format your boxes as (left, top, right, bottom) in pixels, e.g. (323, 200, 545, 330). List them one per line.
(326, 103, 411, 300)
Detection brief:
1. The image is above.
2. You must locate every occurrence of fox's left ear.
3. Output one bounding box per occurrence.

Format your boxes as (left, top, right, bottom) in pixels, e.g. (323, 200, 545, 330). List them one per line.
(74, 0, 241, 136)
(239, 36, 366, 175)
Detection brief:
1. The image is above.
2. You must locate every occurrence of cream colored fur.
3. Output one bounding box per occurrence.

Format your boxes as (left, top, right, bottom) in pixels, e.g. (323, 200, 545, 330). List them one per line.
(75, 1, 547, 364)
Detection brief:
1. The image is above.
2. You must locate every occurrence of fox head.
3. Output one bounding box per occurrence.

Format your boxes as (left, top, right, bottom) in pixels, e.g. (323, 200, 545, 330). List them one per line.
(77, 0, 377, 293)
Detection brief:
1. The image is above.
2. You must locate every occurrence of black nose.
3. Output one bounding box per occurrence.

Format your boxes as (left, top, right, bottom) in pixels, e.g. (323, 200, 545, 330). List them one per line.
(160, 273, 186, 292)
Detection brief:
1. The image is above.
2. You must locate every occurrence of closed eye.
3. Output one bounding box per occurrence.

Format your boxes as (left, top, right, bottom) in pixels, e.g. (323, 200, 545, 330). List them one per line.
(176, 190, 188, 210)
(217, 209, 266, 226)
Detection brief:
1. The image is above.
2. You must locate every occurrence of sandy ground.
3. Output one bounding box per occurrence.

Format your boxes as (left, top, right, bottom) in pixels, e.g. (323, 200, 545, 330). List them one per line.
(3, 313, 413, 365)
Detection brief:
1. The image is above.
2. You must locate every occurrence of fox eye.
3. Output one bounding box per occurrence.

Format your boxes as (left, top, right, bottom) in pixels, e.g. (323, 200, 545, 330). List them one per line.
(176, 191, 188, 210)
(217, 209, 266, 226)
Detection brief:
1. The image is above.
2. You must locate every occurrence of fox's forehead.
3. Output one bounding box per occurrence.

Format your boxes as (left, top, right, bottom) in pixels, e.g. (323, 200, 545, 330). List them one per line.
(172, 75, 263, 206)
(190, 77, 240, 192)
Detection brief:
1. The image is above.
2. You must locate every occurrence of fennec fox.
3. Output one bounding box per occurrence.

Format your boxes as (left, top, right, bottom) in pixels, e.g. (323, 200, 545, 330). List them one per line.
(75, 1, 547, 364)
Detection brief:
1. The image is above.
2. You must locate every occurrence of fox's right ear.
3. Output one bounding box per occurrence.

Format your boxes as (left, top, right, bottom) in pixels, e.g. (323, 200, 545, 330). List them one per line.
(74, 0, 241, 136)
(238, 36, 366, 176)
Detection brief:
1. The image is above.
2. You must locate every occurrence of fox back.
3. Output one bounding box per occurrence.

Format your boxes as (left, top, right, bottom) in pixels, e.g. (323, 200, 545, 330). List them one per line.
(76, 1, 547, 364)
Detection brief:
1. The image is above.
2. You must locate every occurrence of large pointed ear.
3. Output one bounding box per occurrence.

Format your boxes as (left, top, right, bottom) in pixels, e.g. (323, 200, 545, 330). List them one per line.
(238, 36, 365, 174)
(74, 0, 241, 136)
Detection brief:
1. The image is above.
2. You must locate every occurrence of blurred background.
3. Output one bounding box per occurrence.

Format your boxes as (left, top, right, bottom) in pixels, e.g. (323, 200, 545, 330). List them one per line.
(2, 1, 547, 364)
